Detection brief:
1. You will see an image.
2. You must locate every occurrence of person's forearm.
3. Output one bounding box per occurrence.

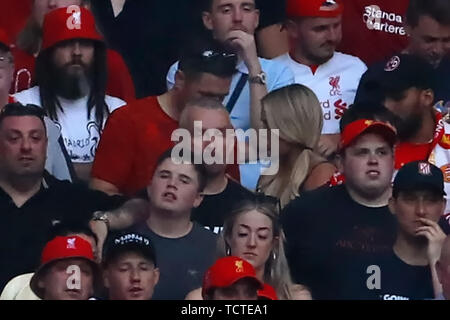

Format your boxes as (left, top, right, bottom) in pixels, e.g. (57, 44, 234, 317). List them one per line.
(247, 56, 268, 130)
(108, 198, 149, 230)
(430, 260, 443, 298)
(249, 80, 268, 130)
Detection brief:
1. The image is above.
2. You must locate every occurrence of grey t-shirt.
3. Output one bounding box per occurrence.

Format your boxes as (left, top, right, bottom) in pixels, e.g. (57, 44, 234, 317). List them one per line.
(132, 222, 218, 300)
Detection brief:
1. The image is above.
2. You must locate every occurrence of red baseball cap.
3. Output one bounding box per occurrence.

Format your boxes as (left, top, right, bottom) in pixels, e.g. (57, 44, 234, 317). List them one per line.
(258, 283, 278, 300)
(41, 7, 102, 51)
(30, 236, 98, 299)
(202, 256, 263, 298)
(286, 0, 343, 18)
(340, 119, 397, 150)
(0, 28, 10, 49)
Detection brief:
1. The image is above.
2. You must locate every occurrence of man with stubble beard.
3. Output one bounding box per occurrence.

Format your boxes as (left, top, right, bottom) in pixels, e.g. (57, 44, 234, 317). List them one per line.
(274, 0, 367, 159)
(14, 7, 125, 182)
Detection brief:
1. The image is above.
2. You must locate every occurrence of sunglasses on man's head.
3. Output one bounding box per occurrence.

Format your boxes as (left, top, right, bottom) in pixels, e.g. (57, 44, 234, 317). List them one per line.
(201, 50, 236, 60)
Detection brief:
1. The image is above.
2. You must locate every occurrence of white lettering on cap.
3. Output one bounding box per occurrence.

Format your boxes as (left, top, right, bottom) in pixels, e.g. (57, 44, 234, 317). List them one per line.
(66, 5, 81, 30)
(384, 56, 400, 72)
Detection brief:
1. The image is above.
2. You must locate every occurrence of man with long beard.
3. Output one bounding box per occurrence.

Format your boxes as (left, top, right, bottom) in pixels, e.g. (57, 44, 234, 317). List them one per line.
(14, 7, 125, 182)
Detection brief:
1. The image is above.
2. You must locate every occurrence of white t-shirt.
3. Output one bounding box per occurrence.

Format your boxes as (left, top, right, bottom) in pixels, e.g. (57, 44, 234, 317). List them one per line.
(167, 58, 295, 190)
(274, 52, 367, 134)
(14, 86, 125, 163)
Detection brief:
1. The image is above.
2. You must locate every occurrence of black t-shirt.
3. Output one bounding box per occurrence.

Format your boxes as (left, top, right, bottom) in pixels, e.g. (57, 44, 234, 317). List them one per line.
(130, 222, 217, 300)
(191, 178, 254, 234)
(91, 0, 206, 98)
(281, 185, 397, 300)
(0, 173, 125, 290)
(375, 251, 434, 300)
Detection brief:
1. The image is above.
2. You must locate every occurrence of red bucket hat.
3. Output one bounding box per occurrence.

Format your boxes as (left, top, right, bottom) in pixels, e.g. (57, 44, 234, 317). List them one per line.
(287, 0, 343, 18)
(30, 236, 98, 299)
(41, 6, 102, 51)
(202, 256, 263, 298)
(340, 119, 397, 150)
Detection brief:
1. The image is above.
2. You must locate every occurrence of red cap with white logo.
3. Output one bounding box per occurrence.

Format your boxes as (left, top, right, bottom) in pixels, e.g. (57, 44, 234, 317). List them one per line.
(41, 6, 103, 51)
(30, 236, 97, 298)
(286, 0, 343, 18)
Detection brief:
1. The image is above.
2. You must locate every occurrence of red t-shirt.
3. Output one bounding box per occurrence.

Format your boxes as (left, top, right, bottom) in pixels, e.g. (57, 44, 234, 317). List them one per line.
(92, 96, 178, 196)
(92, 95, 241, 196)
(11, 48, 136, 102)
(338, 0, 409, 65)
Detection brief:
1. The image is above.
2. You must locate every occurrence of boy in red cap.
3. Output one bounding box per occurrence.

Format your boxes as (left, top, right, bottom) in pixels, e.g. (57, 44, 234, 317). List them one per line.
(281, 117, 398, 299)
(14, 7, 126, 182)
(202, 256, 263, 300)
(275, 0, 367, 159)
(30, 235, 99, 300)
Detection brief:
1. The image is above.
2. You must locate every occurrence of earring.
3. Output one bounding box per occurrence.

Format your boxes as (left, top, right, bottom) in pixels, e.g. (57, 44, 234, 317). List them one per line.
(272, 251, 277, 261)
(226, 246, 231, 256)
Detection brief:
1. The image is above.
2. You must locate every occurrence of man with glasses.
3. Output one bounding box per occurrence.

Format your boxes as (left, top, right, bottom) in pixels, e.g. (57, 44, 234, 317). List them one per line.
(0, 29, 14, 108)
(90, 39, 237, 196)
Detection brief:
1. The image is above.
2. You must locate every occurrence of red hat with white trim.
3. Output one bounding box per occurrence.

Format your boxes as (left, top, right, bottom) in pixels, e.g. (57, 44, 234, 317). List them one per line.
(202, 256, 263, 298)
(340, 119, 397, 150)
(41, 6, 103, 51)
(30, 236, 98, 299)
(286, 0, 343, 18)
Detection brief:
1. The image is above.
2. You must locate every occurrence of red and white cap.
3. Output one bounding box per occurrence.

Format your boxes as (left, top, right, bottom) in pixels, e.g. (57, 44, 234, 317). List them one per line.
(202, 256, 263, 298)
(41, 6, 102, 51)
(30, 236, 97, 298)
(340, 119, 397, 150)
(286, 0, 343, 18)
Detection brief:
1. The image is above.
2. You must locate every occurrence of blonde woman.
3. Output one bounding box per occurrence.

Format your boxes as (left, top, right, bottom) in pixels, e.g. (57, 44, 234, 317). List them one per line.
(186, 196, 311, 300)
(257, 84, 336, 208)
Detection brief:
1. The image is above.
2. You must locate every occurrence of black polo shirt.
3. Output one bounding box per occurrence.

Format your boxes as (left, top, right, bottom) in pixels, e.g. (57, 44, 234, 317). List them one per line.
(0, 173, 125, 291)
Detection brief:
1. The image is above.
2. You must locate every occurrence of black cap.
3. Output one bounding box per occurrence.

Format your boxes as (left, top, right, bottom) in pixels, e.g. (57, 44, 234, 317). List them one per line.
(103, 232, 157, 266)
(393, 161, 446, 196)
(356, 54, 435, 103)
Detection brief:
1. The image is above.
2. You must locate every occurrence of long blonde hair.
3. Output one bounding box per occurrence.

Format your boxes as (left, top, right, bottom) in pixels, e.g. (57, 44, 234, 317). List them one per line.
(219, 197, 296, 300)
(258, 84, 323, 207)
